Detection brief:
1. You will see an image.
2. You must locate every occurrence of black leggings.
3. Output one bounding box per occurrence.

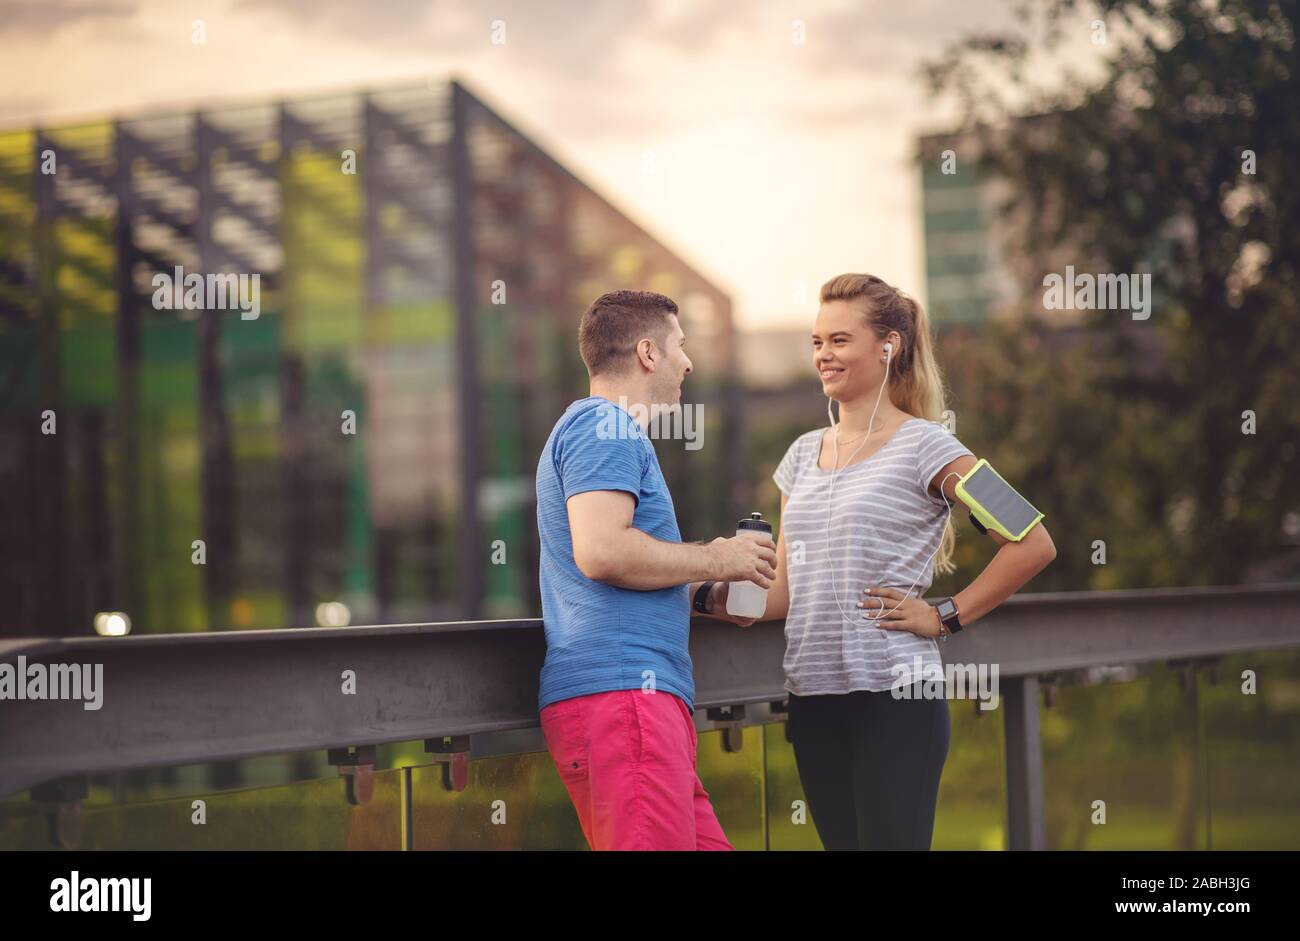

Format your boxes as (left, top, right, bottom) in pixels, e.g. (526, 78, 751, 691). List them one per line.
(787, 683, 950, 850)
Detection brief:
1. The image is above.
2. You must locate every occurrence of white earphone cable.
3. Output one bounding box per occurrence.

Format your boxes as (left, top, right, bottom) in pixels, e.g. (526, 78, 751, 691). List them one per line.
(825, 344, 960, 626)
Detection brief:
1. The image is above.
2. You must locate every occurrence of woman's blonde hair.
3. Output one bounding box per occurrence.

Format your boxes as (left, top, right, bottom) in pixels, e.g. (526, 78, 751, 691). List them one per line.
(820, 273, 959, 574)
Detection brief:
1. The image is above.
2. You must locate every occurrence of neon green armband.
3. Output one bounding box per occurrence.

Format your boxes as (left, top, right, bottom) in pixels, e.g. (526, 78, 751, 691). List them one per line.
(954, 459, 1044, 542)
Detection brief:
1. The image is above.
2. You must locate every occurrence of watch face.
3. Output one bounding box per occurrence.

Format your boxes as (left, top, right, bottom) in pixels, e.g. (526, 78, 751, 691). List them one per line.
(937, 599, 957, 620)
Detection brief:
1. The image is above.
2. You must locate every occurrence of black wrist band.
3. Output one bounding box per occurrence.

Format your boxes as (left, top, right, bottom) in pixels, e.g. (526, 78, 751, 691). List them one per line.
(929, 596, 963, 634)
(694, 580, 716, 614)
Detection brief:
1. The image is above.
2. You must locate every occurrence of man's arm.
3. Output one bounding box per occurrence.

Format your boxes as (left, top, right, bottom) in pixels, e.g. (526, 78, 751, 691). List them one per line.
(568, 489, 775, 592)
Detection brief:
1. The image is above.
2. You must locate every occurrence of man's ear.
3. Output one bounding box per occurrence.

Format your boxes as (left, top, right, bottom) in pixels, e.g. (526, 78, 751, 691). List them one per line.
(636, 338, 657, 370)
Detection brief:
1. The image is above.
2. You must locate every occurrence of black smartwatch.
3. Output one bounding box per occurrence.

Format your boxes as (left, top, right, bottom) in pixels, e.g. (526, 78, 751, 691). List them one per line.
(693, 580, 716, 614)
(930, 596, 963, 636)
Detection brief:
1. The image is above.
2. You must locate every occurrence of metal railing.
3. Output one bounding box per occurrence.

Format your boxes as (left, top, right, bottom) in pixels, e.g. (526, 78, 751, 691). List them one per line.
(3, 583, 1299, 849)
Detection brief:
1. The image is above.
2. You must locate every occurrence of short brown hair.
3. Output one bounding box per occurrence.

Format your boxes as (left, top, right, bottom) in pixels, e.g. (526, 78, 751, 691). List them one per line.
(578, 290, 679, 377)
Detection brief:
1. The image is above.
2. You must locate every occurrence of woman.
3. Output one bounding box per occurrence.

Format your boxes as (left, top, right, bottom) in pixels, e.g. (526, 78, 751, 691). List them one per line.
(706, 273, 1056, 850)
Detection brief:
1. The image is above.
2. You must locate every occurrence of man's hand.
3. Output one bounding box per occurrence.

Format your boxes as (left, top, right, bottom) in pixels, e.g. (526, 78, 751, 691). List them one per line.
(708, 532, 776, 587)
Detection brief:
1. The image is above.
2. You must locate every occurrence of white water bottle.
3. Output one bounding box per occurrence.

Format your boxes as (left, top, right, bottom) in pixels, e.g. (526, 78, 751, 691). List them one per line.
(726, 512, 773, 619)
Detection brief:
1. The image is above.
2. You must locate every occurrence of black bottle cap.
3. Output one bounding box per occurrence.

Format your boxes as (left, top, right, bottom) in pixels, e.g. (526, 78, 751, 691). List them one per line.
(737, 511, 772, 534)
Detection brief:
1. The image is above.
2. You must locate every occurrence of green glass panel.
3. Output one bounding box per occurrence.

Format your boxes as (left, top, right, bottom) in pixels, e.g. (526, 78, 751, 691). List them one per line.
(925, 253, 986, 278)
(55, 216, 116, 328)
(923, 209, 984, 234)
(0, 771, 403, 850)
(409, 753, 588, 850)
(0, 322, 38, 406)
(1042, 667, 1196, 849)
(479, 304, 528, 618)
(695, 726, 765, 850)
(366, 300, 454, 345)
(921, 161, 982, 191)
(1202, 649, 1300, 849)
(934, 699, 1008, 850)
(59, 323, 116, 407)
(280, 150, 364, 354)
(764, 721, 822, 850)
(0, 129, 35, 322)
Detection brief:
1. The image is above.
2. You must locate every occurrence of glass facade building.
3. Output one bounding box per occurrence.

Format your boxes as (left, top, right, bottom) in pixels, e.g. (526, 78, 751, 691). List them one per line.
(0, 80, 740, 638)
(918, 130, 1010, 329)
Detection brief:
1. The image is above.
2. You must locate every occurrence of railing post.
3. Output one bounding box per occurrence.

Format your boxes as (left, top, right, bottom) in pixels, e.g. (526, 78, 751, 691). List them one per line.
(1003, 675, 1046, 850)
(328, 745, 378, 806)
(706, 704, 747, 753)
(32, 775, 87, 849)
(426, 735, 472, 792)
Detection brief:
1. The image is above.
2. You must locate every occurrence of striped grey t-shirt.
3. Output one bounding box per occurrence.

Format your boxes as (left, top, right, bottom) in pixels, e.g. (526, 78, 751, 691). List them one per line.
(773, 418, 974, 695)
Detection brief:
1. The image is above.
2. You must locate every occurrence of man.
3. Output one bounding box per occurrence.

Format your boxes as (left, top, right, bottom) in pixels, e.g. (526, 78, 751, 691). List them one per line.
(535, 289, 776, 851)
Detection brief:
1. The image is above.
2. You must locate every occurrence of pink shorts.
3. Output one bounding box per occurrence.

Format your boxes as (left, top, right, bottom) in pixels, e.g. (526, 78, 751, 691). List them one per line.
(540, 688, 734, 851)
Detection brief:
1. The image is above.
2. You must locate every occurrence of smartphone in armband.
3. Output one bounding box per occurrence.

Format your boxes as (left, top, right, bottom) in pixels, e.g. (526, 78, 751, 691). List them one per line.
(955, 459, 1044, 542)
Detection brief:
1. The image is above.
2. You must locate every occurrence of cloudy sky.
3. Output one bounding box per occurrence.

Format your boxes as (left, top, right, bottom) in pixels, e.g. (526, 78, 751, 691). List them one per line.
(0, 0, 1069, 329)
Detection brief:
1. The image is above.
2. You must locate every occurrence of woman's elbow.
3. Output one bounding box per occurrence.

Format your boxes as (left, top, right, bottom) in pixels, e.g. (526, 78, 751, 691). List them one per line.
(1034, 526, 1057, 566)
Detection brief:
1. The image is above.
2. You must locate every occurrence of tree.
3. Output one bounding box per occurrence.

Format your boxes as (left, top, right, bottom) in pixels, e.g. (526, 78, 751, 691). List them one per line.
(926, 0, 1300, 588)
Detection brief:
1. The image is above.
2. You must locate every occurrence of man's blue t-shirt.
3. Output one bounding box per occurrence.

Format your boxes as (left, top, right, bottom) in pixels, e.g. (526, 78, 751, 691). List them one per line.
(535, 396, 693, 712)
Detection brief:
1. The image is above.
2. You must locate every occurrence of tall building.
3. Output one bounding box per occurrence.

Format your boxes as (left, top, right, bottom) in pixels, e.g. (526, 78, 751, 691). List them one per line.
(0, 80, 739, 637)
(918, 130, 1020, 330)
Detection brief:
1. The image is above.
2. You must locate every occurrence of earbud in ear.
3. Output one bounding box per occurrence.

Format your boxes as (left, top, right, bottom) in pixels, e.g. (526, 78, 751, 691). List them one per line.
(883, 343, 893, 356)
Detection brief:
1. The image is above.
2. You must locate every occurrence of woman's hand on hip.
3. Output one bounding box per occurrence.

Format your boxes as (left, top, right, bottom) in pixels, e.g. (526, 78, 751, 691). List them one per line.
(859, 586, 942, 638)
